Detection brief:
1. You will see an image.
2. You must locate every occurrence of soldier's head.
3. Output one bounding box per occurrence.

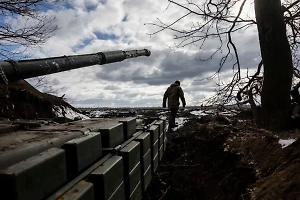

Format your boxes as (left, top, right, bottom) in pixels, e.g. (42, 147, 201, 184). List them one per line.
(174, 80, 180, 86)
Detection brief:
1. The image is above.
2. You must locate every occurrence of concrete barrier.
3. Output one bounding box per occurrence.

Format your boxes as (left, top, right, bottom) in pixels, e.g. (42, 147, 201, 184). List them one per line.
(119, 141, 142, 200)
(119, 117, 137, 139)
(88, 155, 125, 200)
(134, 132, 152, 193)
(0, 148, 67, 200)
(109, 181, 126, 200)
(0, 130, 83, 170)
(62, 132, 102, 179)
(128, 163, 142, 200)
(154, 120, 164, 135)
(96, 122, 124, 148)
(0, 117, 166, 200)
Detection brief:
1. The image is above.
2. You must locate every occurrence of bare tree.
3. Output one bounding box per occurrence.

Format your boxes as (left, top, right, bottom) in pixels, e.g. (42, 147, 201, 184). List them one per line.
(0, 0, 61, 59)
(148, 0, 300, 131)
(0, 0, 64, 95)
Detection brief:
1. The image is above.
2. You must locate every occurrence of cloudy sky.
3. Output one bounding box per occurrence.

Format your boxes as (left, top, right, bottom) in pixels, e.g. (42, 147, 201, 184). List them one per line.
(23, 0, 261, 108)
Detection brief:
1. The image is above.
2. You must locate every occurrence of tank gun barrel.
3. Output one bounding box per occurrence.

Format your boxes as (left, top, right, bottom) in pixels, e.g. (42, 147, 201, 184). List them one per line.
(0, 49, 151, 83)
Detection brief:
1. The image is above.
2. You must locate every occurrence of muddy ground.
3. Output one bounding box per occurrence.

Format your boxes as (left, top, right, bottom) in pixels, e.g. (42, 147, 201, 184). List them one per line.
(1, 81, 300, 199)
(146, 114, 300, 200)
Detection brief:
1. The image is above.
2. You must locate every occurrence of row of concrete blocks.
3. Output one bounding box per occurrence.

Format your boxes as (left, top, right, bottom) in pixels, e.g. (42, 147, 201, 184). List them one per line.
(0, 117, 166, 200)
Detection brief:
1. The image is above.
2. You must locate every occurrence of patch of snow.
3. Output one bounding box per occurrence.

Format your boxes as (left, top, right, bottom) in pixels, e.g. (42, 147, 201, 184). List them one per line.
(191, 108, 237, 117)
(89, 110, 109, 118)
(190, 110, 208, 116)
(174, 117, 188, 131)
(54, 106, 90, 120)
(278, 139, 296, 149)
(158, 111, 169, 115)
(219, 111, 235, 116)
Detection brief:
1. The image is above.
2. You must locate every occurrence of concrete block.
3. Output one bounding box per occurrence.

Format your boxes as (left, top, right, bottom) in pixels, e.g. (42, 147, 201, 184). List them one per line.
(136, 119, 144, 126)
(159, 133, 164, 148)
(88, 156, 123, 200)
(119, 117, 137, 139)
(98, 123, 124, 148)
(154, 120, 164, 135)
(58, 180, 94, 200)
(142, 149, 151, 174)
(108, 181, 125, 200)
(151, 140, 159, 159)
(119, 141, 140, 173)
(0, 148, 66, 200)
(62, 132, 102, 178)
(134, 132, 151, 156)
(130, 181, 142, 200)
(0, 130, 83, 171)
(152, 153, 159, 174)
(137, 148, 150, 194)
(159, 145, 164, 161)
(143, 165, 152, 192)
(148, 125, 159, 144)
(119, 141, 141, 200)
(128, 162, 141, 198)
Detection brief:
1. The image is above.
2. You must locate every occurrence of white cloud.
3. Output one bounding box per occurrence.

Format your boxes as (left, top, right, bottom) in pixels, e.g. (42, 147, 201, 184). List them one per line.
(17, 0, 261, 108)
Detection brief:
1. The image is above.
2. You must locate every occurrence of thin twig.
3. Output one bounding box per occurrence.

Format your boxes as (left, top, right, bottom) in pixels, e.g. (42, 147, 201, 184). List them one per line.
(159, 185, 171, 200)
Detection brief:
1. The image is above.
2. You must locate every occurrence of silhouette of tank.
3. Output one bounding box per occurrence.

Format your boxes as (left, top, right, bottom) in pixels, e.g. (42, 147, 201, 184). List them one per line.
(0, 49, 151, 83)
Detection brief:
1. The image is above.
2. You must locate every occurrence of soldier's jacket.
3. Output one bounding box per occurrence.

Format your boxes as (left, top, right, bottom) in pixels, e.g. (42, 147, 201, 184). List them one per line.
(163, 83, 186, 109)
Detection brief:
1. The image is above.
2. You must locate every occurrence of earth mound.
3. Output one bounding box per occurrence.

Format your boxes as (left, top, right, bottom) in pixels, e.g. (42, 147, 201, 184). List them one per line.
(0, 80, 80, 120)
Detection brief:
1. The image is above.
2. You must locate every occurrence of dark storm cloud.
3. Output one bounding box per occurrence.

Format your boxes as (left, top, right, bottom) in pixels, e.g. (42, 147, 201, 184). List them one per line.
(103, 85, 120, 90)
(95, 43, 262, 89)
(95, 48, 226, 85)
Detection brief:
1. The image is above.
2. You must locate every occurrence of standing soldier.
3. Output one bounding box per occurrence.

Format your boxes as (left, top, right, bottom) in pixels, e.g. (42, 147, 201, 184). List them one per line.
(163, 80, 186, 133)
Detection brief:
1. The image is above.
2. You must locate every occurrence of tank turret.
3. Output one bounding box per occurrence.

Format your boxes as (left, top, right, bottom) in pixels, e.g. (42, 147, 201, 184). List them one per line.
(0, 49, 151, 83)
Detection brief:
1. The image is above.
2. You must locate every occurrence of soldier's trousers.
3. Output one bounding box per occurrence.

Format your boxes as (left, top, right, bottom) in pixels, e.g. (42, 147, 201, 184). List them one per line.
(168, 108, 178, 132)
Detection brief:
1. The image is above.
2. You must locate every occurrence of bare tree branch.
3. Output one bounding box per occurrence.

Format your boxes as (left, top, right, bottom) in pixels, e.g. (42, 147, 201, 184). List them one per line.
(148, 0, 299, 113)
(0, 0, 60, 59)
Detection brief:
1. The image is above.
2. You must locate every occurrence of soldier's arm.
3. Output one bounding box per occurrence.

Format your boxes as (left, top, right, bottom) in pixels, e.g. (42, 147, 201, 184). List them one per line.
(163, 88, 168, 107)
(179, 87, 186, 107)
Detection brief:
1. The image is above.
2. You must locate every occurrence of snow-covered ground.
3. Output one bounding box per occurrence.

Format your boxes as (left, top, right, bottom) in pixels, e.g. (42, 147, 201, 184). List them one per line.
(173, 117, 188, 131)
(53, 106, 90, 120)
(88, 110, 111, 118)
(190, 110, 209, 116)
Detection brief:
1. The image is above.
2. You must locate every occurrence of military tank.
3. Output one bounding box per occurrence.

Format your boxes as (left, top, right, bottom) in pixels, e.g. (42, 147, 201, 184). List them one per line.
(0, 48, 167, 200)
